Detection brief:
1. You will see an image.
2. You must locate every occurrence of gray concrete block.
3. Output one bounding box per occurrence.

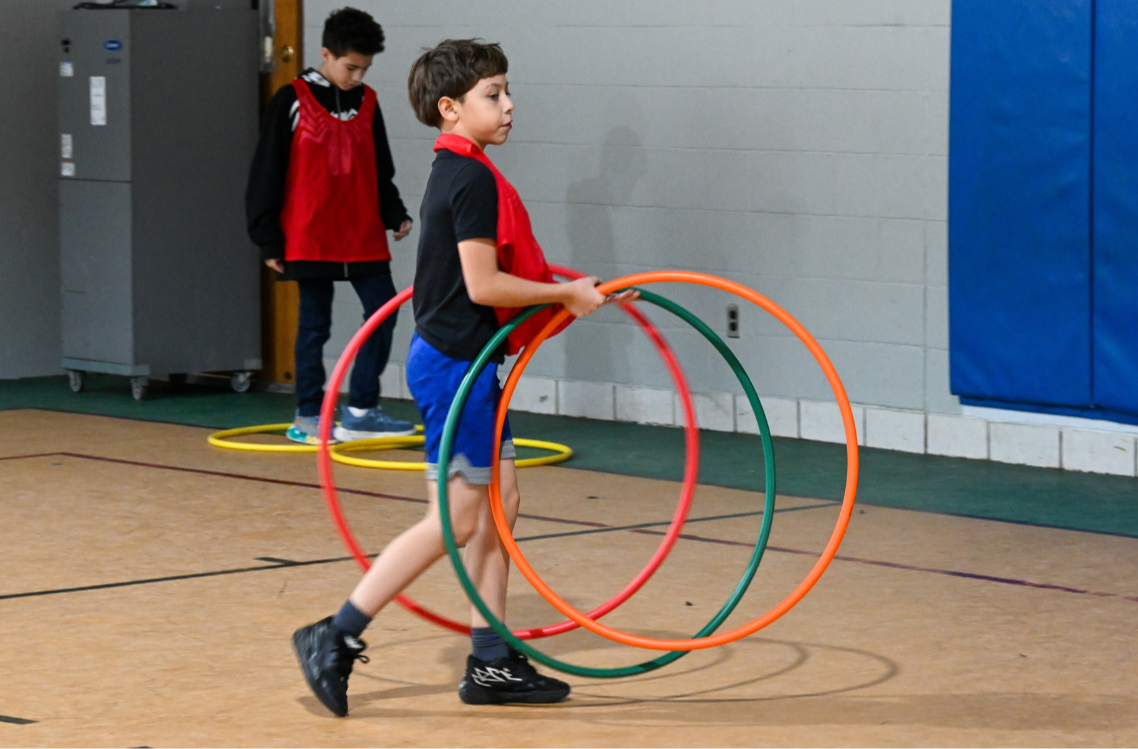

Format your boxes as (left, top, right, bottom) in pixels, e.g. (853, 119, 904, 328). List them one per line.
(793, 89, 947, 156)
(791, 216, 925, 284)
(925, 285, 948, 349)
(820, 340, 926, 410)
(833, 154, 949, 220)
(924, 347, 960, 414)
(790, 0, 951, 27)
(750, 151, 837, 216)
(924, 220, 948, 286)
(770, 277, 926, 346)
(789, 26, 949, 91)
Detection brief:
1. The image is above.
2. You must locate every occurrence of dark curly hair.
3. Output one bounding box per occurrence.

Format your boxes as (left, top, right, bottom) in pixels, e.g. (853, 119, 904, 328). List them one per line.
(322, 7, 384, 57)
(407, 39, 508, 128)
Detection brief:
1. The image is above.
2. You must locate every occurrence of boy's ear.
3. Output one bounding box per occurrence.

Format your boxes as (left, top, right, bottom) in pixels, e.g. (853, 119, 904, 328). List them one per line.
(437, 96, 460, 124)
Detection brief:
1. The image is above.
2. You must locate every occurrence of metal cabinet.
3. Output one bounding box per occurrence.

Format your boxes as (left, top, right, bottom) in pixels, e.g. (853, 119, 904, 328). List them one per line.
(59, 7, 261, 398)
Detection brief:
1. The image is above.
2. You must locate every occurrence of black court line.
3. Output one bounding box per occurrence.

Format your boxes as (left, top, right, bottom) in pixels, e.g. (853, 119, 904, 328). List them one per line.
(0, 715, 36, 725)
(0, 505, 838, 601)
(0, 555, 366, 601)
(4, 452, 1137, 605)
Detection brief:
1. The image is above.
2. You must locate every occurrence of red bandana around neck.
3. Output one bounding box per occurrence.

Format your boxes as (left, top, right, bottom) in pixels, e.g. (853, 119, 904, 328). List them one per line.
(433, 133, 570, 355)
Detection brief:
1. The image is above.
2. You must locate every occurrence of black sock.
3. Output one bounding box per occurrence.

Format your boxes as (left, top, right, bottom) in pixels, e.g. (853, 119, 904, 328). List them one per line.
(331, 600, 372, 638)
(471, 626, 510, 661)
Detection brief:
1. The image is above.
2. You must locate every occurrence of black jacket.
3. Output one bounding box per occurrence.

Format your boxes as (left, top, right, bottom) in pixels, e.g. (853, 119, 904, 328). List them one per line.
(245, 69, 411, 280)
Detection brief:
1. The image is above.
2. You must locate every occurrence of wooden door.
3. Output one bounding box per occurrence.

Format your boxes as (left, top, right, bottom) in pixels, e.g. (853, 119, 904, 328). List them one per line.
(259, 0, 302, 385)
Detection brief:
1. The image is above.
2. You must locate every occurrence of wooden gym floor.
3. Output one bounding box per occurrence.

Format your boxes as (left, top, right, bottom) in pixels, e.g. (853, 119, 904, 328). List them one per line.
(2, 408, 1137, 747)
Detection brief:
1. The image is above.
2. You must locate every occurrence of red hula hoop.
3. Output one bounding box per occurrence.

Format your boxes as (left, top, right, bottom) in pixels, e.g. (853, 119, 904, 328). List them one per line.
(317, 270, 702, 638)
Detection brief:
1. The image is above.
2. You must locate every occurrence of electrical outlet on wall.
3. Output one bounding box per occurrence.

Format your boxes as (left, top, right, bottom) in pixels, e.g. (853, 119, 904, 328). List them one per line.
(727, 304, 740, 338)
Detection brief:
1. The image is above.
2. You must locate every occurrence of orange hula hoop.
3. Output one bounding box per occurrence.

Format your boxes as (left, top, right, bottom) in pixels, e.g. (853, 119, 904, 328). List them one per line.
(489, 271, 860, 650)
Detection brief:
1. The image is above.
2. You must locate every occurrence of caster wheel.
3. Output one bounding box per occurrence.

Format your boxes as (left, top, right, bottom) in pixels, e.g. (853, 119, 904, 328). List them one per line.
(231, 371, 253, 393)
(68, 370, 85, 393)
(131, 376, 149, 401)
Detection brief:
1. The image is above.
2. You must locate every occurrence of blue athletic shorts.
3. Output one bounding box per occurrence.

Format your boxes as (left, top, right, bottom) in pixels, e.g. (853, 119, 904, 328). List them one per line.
(405, 332, 515, 485)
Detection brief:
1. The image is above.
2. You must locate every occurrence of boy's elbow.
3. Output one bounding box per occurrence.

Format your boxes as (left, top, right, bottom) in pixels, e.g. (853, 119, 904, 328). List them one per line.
(463, 271, 501, 306)
(466, 285, 492, 306)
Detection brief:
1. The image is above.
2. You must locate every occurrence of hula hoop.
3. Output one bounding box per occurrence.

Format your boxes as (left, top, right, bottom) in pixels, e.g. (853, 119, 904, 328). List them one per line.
(483, 272, 859, 654)
(206, 423, 420, 454)
(437, 290, 778, 678)
(317, 280, 705, 639)
(207, 423, 319, 453)
(329, 435, 572, 470)
(207, 425, 569, 470)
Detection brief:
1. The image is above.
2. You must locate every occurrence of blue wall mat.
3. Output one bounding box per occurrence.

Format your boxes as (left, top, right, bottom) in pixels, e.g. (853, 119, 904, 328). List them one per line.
(949, 0, 1093, 407)
(1093, 0, 1138, 417)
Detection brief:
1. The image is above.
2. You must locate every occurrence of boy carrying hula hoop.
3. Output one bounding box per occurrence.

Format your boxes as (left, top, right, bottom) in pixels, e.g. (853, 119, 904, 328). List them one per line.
(292, 38, 636, 714)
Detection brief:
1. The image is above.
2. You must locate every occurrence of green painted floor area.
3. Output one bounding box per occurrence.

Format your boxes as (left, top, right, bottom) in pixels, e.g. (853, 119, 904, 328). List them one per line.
(5, 375, 1138, 538)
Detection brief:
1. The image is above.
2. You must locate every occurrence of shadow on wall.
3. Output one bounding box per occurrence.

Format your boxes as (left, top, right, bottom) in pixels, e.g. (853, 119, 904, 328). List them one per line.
(564, 125, 647, 383)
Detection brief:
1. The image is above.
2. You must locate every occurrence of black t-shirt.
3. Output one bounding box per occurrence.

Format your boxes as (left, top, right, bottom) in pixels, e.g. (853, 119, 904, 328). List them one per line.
(412, 150, 504, 361)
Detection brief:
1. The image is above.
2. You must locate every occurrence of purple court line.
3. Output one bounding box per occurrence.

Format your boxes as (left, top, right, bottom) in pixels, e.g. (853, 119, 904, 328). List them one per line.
(8, 451, 1138, 604)
(30, 451, 608, 530)
(631, 528, 1138, 603)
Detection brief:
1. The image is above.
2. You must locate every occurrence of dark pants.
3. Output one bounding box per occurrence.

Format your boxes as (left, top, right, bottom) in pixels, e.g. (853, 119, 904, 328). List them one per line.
(295, 273, 398, 417)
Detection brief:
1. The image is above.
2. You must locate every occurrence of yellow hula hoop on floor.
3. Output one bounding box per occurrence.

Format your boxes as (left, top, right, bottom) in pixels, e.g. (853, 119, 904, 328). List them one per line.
(207, 424, 573, 470)
(329, 436, 572, 470)
(207, 423, 315, 452)
(206, 423, 425, 453)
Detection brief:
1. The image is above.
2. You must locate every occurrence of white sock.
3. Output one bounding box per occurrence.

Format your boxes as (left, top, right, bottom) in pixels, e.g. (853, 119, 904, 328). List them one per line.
(347, 406, 370, 417)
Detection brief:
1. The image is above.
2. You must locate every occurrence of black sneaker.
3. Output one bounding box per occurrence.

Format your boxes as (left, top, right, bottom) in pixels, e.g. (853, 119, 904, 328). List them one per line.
(458, 650, 571, 705)
(291, 616, 369, 717)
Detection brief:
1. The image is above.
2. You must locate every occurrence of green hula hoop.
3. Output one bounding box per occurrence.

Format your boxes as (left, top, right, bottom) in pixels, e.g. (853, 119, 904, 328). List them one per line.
(437, 290, 778, 678)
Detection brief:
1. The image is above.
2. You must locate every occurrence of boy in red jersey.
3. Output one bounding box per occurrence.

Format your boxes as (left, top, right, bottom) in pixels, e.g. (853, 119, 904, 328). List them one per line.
(291, 39, 636, 715)
(246, 7, 415, 444)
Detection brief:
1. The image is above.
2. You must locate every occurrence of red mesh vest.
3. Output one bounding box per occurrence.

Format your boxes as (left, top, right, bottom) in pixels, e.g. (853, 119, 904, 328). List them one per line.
(433, 134, 570, 355)
(280, 80, 390, 263)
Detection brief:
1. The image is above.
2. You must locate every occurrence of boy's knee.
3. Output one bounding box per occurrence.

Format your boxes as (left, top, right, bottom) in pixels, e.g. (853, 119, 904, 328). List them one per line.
(450, 510, 480, 546)
(423, 504, 478, 546)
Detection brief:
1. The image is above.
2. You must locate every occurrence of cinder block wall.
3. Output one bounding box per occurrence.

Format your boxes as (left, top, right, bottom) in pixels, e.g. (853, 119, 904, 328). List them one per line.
(315, 0, 952, 409)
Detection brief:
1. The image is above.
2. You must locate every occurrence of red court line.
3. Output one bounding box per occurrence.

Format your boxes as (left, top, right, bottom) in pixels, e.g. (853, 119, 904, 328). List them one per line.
(7, 451, 1137, 605)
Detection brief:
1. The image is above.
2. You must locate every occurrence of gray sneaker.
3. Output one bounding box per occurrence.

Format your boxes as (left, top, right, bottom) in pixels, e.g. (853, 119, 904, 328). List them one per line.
(333, 407, 416, 442)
